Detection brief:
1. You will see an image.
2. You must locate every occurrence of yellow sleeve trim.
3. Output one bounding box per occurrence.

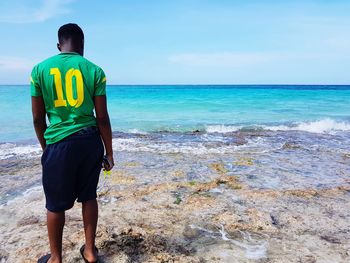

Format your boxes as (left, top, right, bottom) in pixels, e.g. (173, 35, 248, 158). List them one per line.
(30, 76, 34, 84)
(102, 77, 106, 83)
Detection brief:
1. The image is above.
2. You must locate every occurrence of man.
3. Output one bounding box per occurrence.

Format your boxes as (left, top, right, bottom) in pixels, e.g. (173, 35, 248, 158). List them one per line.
(31, 23, 114, 263)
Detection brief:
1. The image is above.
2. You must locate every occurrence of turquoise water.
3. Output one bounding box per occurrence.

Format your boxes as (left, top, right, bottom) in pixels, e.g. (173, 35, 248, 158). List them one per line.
(107, 85, 350, 133)
(1, 85, 349, 142)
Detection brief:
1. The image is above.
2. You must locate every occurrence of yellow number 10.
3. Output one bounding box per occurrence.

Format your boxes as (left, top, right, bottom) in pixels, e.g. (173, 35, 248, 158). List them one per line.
(50, 68, 84, 108)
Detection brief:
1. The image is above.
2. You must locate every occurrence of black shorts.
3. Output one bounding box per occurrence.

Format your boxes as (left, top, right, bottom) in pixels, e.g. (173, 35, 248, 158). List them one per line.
(41, 126, 104, 212)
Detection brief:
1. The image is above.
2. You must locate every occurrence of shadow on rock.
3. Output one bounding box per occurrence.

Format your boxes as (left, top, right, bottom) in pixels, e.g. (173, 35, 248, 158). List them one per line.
(98, 227, 200, 262)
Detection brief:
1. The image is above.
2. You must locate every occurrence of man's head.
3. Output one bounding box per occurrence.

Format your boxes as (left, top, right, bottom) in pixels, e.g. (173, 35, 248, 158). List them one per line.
(57, 23, 84, 56)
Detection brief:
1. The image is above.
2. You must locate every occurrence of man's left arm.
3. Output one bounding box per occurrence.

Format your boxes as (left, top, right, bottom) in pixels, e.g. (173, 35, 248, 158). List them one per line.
(30, 66, 47, 150)
(31, 96, 47, 150)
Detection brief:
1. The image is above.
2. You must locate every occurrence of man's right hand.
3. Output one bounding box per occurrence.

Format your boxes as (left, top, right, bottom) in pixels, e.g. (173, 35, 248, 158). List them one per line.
(103, 154, 114, 171)
(94, 95, 114, 172)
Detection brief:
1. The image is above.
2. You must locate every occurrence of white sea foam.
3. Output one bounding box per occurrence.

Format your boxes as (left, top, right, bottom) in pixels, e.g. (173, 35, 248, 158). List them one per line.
(219, 226, 267, 259)
(112, 137, 245, 155)
(205, 124, 242, 133)
(0, 135, 257, 160)
(0, 143, 41, 160)
(190, 224, 268, 260)
(4, 118, 346, 159)
(205, 119, 350, 134)
(265, 119, 350, 133)
(127, 128, 149, 135)
(295, 119, 350, 133)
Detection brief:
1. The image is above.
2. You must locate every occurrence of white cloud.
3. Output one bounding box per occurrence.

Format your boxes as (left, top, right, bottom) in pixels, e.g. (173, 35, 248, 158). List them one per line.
(169, 52, 277, 68)
(0, 56, 35, 71)
(0, 0, 75, 23)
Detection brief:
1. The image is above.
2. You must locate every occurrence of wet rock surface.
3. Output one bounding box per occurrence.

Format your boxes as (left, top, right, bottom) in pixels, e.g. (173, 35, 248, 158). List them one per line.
(1, 145, 350, 262)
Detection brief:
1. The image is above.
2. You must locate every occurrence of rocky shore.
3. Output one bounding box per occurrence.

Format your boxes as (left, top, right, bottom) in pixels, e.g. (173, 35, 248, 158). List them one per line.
(1, 149, 349, 262)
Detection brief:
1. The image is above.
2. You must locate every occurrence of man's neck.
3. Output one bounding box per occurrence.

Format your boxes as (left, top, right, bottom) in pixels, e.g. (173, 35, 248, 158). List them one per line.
(60, 42, 83, 56)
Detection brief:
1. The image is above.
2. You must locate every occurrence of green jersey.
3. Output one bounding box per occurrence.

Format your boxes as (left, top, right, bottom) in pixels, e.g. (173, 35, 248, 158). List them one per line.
(30, 52, 106, 144)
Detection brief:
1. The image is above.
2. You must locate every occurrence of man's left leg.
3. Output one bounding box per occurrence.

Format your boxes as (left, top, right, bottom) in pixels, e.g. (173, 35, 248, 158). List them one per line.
(47, 210, 65, 263)
(82, 199, 98, 262)
(77, 129, 104, 262)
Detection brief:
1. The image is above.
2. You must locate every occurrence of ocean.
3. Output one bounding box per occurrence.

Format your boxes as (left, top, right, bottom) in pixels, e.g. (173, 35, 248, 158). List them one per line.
(1, 85, 350, 141)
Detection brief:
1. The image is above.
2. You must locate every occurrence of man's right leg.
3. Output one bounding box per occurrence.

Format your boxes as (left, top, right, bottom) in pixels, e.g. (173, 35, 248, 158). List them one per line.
(47, 210, 65, 263)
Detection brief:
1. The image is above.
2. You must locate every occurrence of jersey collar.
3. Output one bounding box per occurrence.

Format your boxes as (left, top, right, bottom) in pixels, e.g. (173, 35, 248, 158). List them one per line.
(59, 52, 80, 55)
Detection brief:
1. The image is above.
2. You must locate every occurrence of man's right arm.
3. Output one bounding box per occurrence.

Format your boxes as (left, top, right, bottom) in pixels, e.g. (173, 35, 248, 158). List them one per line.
(94, 95, 114, 170)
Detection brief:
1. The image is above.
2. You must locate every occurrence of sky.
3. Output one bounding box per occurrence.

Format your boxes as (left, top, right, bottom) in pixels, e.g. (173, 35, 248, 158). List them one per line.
(0, 0, 350, 85)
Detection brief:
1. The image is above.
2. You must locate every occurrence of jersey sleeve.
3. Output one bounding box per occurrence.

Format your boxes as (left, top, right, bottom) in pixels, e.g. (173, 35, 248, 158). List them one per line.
(94, 67, 106, 96)
(30, 66, 42, 96)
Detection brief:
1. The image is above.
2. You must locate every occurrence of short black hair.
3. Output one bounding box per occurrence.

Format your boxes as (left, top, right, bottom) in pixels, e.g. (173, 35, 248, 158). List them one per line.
(58, 23, 84, 44)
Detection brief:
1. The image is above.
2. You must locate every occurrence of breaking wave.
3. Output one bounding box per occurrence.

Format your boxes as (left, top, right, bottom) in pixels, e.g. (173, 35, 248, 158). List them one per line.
(205, 119, 350, 134)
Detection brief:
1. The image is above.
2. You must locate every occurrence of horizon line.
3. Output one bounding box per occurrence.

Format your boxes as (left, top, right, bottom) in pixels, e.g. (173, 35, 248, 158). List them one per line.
(1, 83, 350, 86)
